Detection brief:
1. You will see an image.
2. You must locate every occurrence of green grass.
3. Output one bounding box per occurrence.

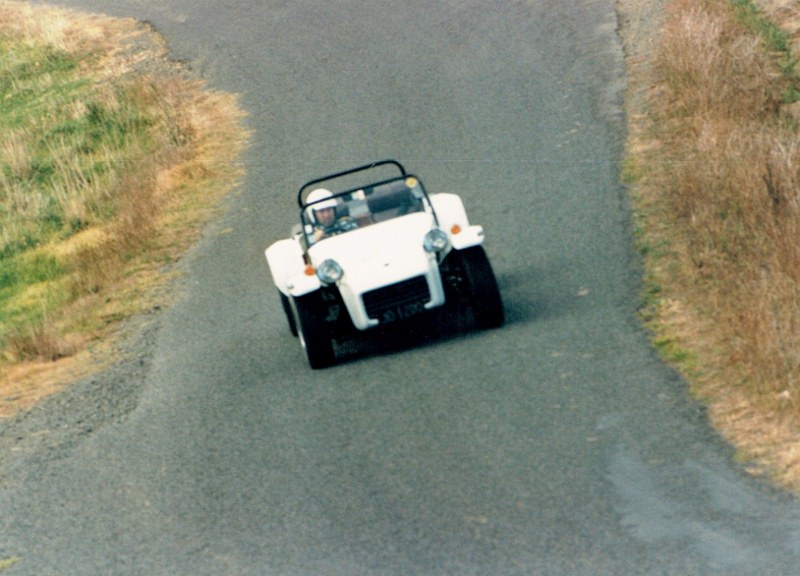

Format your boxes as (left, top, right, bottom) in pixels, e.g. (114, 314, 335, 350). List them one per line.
(0, 35, 169, 358)
(0, 3, 248, 411)
(731, 0, 790, 51)
(730, 0, 800, 102)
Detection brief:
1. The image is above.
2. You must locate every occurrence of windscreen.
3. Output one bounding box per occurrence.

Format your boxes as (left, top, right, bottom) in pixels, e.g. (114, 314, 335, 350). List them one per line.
(302, 177, 426, 245)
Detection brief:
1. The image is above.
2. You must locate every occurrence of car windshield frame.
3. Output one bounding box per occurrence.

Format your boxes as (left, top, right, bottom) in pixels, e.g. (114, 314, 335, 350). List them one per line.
(300, 175, 431, 247)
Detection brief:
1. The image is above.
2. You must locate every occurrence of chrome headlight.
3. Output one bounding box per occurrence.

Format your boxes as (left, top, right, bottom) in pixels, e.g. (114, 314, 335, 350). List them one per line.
(423, 228, 449, 253)
(316, 259, 344, 283)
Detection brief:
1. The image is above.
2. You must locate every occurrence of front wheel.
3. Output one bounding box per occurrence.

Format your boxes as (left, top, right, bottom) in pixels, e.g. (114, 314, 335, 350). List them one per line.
(458, 246, 504, 329)
(293, 293, 336, 369)
(280, 292, 298, 337)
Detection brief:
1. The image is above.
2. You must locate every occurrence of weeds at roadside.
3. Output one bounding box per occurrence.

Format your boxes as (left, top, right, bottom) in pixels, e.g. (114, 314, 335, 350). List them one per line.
(626, 0, 800, 489)
(0, 1, 248, 413)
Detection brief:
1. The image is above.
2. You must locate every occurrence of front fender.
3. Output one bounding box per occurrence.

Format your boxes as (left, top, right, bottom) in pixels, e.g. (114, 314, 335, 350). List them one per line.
(285, 272, 322, 297)
(450, 224, 485, 250)
(429, 194, 485, 250)
(429, 193, 469, 230)
(265, 238, 321, 297)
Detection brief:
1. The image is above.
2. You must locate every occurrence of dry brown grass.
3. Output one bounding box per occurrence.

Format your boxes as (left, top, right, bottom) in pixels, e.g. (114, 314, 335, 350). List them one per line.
(0, 1, 249, 416)
(624, 0, 800, 490)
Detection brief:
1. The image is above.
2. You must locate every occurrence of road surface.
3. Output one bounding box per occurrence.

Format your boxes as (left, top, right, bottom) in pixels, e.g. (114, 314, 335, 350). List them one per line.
(2, 1, 800, 574)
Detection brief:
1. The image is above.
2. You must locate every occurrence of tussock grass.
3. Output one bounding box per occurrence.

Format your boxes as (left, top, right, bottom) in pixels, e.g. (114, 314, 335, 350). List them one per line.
(627, 0, 800, 489)
(0, 2, 248, 413)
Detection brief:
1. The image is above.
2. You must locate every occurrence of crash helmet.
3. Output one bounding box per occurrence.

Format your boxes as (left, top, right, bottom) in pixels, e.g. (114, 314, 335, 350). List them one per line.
(306, 188, 337, 222)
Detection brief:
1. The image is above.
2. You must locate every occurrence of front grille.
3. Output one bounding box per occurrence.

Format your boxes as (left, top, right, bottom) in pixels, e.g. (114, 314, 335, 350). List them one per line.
(362, 276, 431, 319)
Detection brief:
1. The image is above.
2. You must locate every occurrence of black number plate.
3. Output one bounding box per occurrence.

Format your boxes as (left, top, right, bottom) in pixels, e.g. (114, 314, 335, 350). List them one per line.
(379, 301, 427, 324)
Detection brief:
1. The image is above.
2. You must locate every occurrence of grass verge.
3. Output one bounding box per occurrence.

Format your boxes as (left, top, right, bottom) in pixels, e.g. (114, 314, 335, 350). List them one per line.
(620, 0, 800, 491)
(0, 1, 249, 415)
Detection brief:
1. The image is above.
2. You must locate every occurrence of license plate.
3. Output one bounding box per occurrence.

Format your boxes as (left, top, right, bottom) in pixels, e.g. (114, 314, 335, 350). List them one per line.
(379, 300, 427, 324)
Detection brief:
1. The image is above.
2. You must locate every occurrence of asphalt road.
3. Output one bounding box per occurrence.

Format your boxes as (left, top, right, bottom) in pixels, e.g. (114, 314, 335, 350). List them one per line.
(2, 1, 800, 575)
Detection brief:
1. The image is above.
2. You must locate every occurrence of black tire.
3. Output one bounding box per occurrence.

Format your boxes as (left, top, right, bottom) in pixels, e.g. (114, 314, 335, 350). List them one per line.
(458, 246, 504, 329)
(293, 293, 336, 369)
(280, 292, 298, 337)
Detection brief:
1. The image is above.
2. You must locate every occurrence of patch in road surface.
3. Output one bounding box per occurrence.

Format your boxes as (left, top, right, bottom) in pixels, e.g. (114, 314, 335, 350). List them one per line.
(609, 446, 800, 570)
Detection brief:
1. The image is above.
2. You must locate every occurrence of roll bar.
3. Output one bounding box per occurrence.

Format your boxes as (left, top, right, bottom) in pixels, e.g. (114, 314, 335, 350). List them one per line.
(297, 160, 407, 208)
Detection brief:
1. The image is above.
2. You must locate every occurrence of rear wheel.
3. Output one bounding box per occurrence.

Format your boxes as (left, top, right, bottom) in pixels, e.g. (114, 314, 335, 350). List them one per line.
(293, 293, 336, 369)
(458, 246, 504, 329)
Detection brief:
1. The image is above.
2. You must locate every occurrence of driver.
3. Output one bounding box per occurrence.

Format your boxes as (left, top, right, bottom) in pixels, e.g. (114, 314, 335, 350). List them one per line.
(306, 188, 355, 242)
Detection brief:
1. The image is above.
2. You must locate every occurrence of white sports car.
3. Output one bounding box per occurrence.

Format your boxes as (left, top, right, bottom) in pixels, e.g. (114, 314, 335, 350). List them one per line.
(265, 160, 504, 368)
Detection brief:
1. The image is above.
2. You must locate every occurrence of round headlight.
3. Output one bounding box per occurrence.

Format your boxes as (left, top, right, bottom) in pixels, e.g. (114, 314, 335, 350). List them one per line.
(316, 259, 344, 283)
(423, 228, 449, 253)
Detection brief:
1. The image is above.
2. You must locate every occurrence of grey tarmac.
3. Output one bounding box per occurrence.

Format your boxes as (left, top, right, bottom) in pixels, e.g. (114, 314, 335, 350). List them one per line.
(2, 1, 800, 575)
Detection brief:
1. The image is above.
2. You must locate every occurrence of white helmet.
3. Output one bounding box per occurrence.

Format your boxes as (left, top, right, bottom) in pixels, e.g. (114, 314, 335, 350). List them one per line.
(306, 188, 337, 225)
(306, 188, 336, 210)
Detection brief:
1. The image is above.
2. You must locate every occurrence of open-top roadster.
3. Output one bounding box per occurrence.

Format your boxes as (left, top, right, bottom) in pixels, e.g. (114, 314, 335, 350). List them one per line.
(265, 160, 503, 368)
